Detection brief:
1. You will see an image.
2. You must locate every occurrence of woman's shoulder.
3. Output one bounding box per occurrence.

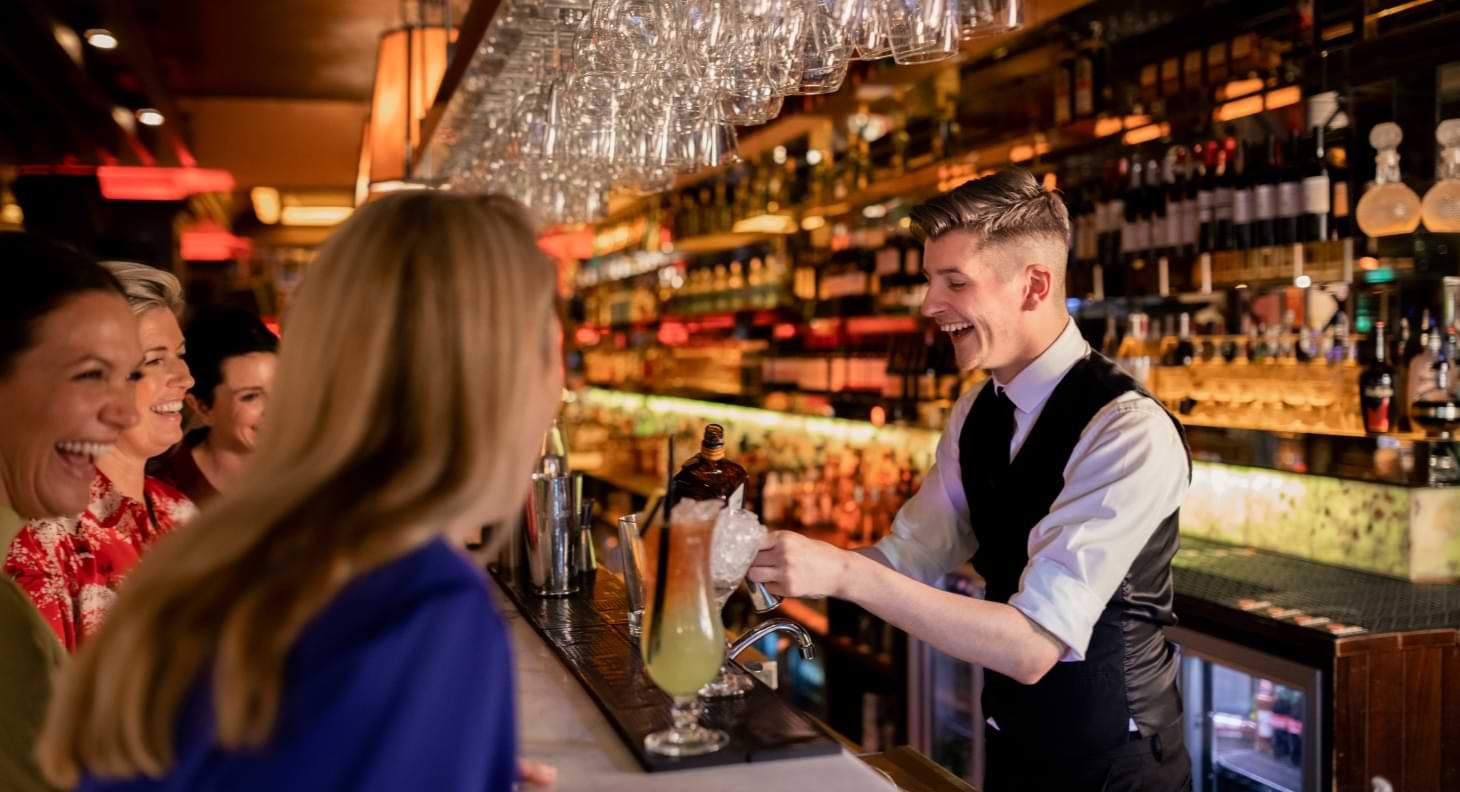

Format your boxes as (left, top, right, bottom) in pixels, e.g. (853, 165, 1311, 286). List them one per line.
(301, 538, 501, 654)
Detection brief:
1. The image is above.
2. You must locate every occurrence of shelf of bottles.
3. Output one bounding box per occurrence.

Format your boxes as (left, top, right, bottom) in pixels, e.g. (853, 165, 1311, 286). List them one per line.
(563, 0, 1460, 454)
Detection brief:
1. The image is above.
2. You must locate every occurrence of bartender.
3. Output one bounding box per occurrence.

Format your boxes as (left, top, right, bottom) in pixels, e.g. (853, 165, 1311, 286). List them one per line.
(747, 170, 1192, 791)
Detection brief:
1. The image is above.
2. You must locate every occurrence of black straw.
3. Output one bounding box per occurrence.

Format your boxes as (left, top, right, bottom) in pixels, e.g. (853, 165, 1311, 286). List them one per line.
(648, 436, 675, 658)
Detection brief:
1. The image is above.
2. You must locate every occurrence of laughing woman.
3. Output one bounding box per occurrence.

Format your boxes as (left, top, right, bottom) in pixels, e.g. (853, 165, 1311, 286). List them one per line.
(5, 262, 196, 652)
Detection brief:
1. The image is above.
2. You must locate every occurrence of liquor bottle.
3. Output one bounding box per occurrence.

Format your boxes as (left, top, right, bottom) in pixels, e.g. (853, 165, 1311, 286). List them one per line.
(1360, 321, 1397, 434)
(1411, 330, 1460, 446)
(1165, 312, 1196, 366)
(1253, 136, 1278, 248)
(1254, 679, 1276, 755)
(1421, 119, 1460, 232)
(1300, 123, 1333, 243)
(1072, 22, 1106, 120)
(1231, 142, 1255, 251)
(1053, 47, 1075, 126)
(1145, 155, 1168, 295)
(1409, 319, 1443, 419)
(1196, 142, 1217, 256)
(1356, 122, 1422, 237)
(1213, 139, 1236, 252)
(1394, 316, 1414, 431)
(1122, 157, 1147, 295)
(1277, 136, 1304, 246)
(674, 424, 750, 508)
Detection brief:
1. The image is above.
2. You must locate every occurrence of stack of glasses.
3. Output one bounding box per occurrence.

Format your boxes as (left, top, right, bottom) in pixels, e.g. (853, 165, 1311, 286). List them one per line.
(436, 0, 1025, 224)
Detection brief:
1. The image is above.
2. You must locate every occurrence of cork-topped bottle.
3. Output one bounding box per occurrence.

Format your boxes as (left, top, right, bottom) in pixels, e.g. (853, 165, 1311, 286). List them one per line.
(673, 424, 749, 509)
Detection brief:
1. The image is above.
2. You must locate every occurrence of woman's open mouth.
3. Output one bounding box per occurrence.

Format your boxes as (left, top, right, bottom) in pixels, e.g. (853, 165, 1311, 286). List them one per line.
(55, 440, 111, 477)
(151, 400, 184, 421)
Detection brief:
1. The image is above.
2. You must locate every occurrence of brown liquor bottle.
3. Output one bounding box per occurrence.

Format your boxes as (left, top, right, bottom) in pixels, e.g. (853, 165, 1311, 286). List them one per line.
(674, 424, 750, 509)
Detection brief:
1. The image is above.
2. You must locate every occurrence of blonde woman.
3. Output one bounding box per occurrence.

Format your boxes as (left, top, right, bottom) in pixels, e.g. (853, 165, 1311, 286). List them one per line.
(39, 193, 564, 791)
(6, 261, 196, 652)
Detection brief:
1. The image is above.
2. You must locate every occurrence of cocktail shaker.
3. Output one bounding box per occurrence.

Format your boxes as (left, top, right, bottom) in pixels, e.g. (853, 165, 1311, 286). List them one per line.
(527, 472, 580, 597)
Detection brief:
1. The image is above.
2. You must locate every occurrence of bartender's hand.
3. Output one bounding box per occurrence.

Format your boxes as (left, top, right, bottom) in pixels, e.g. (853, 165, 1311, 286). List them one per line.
(746, 530, 852, 599)
(518, 758, 557, 787)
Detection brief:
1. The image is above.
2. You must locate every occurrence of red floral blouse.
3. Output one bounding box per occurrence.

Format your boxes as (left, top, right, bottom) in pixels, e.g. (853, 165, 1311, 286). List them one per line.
(4, 471, 195, 652)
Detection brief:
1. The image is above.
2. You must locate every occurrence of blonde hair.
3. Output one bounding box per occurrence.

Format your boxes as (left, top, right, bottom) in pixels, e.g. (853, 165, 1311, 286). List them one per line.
(99, 261, 185, 317)
(39, 192, 559, 784)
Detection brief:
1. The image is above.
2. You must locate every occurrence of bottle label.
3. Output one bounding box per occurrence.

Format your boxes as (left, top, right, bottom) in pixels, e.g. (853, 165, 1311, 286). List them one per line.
(1152, 216, 1168, 249)
(1304, 174, 1332, 214)
(1333, 182, 1350, 217)
(1120, 220, 1135, 254)
(1183, 199, 1200, 245)
(1197, 190, 1214, 221)
(1135, 219, 1151, 251)
(1233, 189, 1254, 224)
(1167, 208, 1184, 247)
(1254, 184, 1276, 220)
(1278, 182, 1302, 218)
(1364, 396, 1392, 433)
(1214, 187, 1234, 220)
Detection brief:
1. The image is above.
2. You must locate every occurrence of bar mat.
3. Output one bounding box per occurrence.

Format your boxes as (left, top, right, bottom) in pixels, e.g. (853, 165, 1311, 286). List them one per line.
(491, 568, 841, 772)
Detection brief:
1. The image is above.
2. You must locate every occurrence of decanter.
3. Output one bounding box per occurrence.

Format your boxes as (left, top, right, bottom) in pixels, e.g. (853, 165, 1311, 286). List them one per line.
(1421, 119, 1460, 232)
(1355, 122, 1422, 237)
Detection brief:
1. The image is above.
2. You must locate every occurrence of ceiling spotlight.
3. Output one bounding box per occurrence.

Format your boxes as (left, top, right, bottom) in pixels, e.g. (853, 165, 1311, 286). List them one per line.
(85, 29, 118, 50)
(136, 108, 164, 127)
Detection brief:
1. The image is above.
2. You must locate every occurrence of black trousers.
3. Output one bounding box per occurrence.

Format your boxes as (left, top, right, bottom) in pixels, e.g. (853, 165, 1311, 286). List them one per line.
(983, 721, 1192, 792)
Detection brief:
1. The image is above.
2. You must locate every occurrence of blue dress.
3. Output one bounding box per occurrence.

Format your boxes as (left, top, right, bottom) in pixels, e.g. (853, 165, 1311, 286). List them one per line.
(81, 537, 518, 792)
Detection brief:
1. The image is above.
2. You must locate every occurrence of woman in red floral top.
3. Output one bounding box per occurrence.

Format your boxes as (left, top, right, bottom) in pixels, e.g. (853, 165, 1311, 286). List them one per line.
(5, 262, 196, 651)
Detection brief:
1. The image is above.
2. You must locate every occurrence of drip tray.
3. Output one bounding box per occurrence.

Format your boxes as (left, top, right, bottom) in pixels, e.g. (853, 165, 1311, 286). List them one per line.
(492, 568, 841, 772)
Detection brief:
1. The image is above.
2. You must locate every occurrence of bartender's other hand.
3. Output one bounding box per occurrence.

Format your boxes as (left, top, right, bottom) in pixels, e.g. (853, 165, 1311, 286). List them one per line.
(746, 530, 850, 599)
(518, 758, 558, 787)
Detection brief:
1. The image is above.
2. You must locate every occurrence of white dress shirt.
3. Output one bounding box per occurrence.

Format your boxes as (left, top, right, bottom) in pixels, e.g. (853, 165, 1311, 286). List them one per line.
(874, 318, 1189, 663)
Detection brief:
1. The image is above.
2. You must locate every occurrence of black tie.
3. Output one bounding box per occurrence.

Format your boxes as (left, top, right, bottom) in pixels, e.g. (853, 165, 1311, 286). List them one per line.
(989, 387, 1017, 471)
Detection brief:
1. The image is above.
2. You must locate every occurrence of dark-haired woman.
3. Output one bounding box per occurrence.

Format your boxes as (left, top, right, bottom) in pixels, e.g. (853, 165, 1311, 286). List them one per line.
(0, 232, 140, 792)
(155, 309, 278, 503)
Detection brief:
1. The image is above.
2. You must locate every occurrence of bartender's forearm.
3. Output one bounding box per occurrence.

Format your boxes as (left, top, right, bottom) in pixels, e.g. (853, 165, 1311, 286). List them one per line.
(835, 550, 1063, 685)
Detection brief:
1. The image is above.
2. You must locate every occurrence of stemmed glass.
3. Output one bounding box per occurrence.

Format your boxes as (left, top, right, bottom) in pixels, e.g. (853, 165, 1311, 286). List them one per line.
(640, 498, 730, 757)
(699, 508, 769, 698)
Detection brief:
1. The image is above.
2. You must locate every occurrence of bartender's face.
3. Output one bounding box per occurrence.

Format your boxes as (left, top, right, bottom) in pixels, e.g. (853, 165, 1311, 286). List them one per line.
(921, 230, 1029, 373)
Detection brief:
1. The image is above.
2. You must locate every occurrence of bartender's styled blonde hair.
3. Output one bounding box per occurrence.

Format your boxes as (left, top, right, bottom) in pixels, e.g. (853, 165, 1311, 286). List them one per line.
(39, 192, 560, 783)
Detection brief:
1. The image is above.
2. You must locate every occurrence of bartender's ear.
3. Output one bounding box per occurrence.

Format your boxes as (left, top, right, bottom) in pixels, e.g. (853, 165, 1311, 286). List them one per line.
(1020, 263, 1055, 311)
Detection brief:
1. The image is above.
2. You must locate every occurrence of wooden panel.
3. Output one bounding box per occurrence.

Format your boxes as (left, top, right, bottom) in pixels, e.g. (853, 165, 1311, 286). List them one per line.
(1403, 648, 1443, 788)
(1334, 653, 1369, 792)
(1397, 630, 1457, 649)
(1336, 634, 1402, 656)
(1445, 646, 1460, 790)
(1366, 651, 1406, 788)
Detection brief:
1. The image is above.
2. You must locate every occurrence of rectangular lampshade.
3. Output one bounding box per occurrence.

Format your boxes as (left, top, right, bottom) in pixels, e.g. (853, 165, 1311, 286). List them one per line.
(367, 25, 451, 186)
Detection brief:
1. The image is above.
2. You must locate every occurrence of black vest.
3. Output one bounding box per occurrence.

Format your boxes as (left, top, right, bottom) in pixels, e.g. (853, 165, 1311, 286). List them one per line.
(959, 351, 1190, 759)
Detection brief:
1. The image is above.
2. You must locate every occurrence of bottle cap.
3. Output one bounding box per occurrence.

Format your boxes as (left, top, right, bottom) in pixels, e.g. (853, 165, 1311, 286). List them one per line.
(702, 423, 726, 449)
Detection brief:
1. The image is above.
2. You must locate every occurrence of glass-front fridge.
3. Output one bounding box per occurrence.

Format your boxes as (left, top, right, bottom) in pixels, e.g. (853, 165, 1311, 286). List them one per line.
(907, 567, 984, 788)
(1168, 626, 1325, 792)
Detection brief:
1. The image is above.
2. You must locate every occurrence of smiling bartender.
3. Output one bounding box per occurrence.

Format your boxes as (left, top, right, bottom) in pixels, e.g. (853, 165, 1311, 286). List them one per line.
(748, 170, 1192, 791)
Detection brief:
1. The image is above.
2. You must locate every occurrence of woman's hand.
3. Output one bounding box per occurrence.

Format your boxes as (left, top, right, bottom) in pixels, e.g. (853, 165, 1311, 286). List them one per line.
(518, 758, 558, 787)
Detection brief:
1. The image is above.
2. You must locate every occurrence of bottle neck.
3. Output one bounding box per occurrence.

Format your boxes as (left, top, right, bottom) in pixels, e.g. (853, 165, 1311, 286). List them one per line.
(701, 445, 726, 462)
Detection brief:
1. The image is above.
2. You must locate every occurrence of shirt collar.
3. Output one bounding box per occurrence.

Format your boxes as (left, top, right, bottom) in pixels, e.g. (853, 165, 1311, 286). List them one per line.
(992, 318, 1089, 414)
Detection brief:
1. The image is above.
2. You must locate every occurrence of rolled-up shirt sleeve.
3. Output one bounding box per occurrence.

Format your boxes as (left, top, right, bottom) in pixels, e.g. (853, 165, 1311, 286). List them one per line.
(1007, 397, 1189, 662)
(874, 390, 979, 585)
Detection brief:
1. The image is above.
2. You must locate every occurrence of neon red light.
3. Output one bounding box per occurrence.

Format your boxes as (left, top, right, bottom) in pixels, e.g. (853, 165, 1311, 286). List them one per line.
(96, 167, 235, 201)
(180, 223, 251, 261)
(574, 326, 601, 346)
(261, 317, 281, 337)
(657, 322, 690, 346)
(773, 323, 797, 340)
(846, 316, 919, 336)
(539, 228, 595, 260)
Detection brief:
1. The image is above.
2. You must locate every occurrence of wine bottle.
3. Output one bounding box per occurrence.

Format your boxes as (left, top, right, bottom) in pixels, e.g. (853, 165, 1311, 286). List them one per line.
(1196, 142, 1217, 256)
(1231, 142, 1255, 251)
(675, 424, 750, 507)
(1213, 139, 1236, 252)
(1277, 136, 1304, 246)
(1360, 321, 1397, 434)
(1253, 136, 1278, 248)
(1300, 126, 1332, 243)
